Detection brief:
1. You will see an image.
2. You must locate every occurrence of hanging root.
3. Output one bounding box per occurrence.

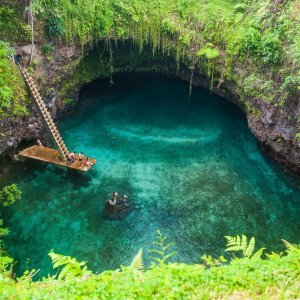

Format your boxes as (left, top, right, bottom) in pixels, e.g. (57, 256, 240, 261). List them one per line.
(109, 39, 114, 89)
(217, 77, 224, 90)
(188, 65, 194, 103)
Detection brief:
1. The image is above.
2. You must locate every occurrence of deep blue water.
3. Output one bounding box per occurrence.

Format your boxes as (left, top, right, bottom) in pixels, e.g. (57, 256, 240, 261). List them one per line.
(1, 75, 300, 277)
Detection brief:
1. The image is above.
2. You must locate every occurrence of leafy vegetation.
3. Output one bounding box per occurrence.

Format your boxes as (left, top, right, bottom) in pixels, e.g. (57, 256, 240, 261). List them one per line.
(149, 229, 177, 266)
(0, 230, 299, 299)
(0, 4, 30, 42)
(0, 0, 299, 126)
(26, 0, 299, 126)
(49, 251, 91, 280)
(225, 234, 265, 259)
(0, 184, 20, 278)
(0, 184, 21, 206)
(0, 42, 29, 119)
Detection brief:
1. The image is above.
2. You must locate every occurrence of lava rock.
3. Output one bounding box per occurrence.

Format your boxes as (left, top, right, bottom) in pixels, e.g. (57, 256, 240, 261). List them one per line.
(103, 199, 134, 220)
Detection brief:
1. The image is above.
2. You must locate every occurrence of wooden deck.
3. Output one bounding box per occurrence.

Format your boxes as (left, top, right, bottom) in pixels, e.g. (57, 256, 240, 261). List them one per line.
(19, 145, 96, 172)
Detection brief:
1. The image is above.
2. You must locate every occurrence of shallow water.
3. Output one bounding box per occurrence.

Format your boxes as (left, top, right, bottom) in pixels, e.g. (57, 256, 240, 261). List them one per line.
(1, 75, 300, 277)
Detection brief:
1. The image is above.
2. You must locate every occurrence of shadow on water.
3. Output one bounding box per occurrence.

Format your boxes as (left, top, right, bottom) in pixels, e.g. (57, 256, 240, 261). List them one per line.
(1, 74, 300, 278)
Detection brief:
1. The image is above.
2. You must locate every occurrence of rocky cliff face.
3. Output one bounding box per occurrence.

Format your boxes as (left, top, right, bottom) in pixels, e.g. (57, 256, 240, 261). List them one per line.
(1, 42, 299, 173)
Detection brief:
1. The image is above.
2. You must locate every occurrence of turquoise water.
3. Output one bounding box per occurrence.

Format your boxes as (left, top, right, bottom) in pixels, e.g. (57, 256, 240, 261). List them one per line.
(2, 75, 300, 277)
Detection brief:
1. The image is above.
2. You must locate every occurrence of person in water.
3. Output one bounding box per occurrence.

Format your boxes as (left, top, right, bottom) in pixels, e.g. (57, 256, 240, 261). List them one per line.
(120, 194, 128, 206)
(109, 192, 118, 205)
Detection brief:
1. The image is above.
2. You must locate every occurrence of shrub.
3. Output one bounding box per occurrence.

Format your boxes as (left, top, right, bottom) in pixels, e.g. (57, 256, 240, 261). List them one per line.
(45, 17, 64, 39)
(0, 184, 21, 206)
(197, 44, 220, 59)
(260, 31, 281, 64)
(41, 44, 55, 57)
(161, 19, 176, 35)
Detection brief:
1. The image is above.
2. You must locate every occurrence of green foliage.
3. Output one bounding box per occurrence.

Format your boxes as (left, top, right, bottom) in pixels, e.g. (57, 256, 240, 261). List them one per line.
(41, 43, 55, 57)
(49, 250, 91, 280)
(201, 254, 227, 267)
(149, 230, 177, 266)
(129, 248, 144, 271)
(278, 75, 300, 105)
(0, 184, 21, 207)
(234, 3, 247, 13)
(0, 237, 299, 299)
(0, 5, 31, 42)
(0, 184, 20, 279)
(45, 17, 64, 39)
(243, 74, 276, 102)
(1, 0, 296, 110)
(260, 31, 281, 64)
(197, 45, 220, 60)
(62, 97, 73, 105)
(161, 19, 176, 35)
(0, 41, 29, 119)
(225, 234, 265, 258)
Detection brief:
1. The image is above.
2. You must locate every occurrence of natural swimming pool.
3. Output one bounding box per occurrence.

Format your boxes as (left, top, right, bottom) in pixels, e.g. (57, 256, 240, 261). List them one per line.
(2, 75, 300, 277)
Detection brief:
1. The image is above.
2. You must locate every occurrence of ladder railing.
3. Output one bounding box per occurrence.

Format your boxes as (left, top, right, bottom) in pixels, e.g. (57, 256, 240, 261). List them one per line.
(18, 64, 69, 161)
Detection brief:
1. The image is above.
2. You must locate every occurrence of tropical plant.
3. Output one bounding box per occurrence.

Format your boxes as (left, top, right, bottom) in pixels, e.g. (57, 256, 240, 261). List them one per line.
(225, 234, 265, 259)
(0, 41, 29, 118)
(49, 251, 91, 280)
(0, 184, 21, 207)
(0, 184, 20, 278)
(129, 248, 144, 271)
(45, 17, 64, 39)
(197, 44, 220, 60)
(149, 230, 177, 266)
(41, 43, 55, 57)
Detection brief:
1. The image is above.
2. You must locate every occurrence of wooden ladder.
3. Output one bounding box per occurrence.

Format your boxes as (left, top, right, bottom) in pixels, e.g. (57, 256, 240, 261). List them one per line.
(18, 65, 69, 161)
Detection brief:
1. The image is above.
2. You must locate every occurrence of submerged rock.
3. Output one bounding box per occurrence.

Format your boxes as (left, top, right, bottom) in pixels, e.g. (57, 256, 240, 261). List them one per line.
(103, 199, 134, 220)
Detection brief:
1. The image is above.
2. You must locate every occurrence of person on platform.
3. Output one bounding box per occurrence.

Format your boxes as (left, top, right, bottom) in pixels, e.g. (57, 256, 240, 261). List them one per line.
(67, 151, 75, 165)
(86, 157, 92, 167)
(78, 152, 84, 166)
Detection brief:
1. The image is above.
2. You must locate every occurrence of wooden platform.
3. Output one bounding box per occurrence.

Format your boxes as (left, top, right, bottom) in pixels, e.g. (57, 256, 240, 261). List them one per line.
(19, 145, 96, 172)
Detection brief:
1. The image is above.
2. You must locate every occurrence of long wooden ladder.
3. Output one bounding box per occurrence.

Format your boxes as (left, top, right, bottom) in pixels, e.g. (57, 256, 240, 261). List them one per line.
(18, 64, 69, 161)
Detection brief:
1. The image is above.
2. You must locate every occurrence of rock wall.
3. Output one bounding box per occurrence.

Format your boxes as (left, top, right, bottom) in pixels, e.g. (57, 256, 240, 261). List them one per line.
(1, 42, 299, 173)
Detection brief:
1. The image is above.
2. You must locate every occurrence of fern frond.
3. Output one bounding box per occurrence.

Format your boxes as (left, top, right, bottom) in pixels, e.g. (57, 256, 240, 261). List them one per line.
(225, 235, 242, 251)
(251, 247, 266, 259)
(244, 237, 255, 258)
(241, 235, 247, 252)
(148, 249, 164, 256)
(225, 245, 242, 252)
(130, 249, 144, 271)
(225, 235, 258, 258)
(163, 243, 175, 251)
(163, 252, 177, 261)
(225, 235, 241, 248)
(49, 250, 90, 280)
(281, 239, 299, 250)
